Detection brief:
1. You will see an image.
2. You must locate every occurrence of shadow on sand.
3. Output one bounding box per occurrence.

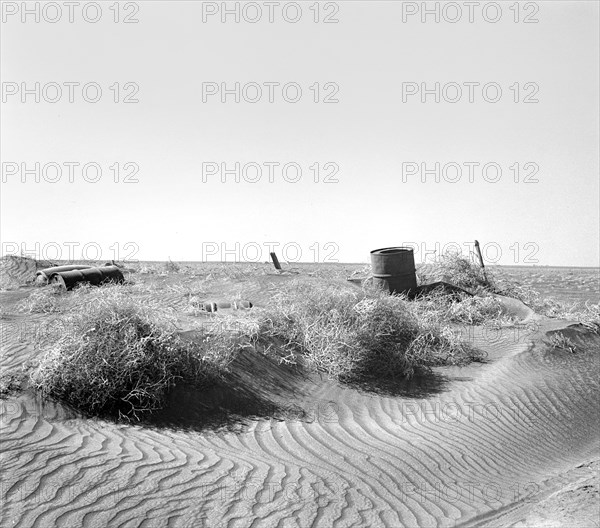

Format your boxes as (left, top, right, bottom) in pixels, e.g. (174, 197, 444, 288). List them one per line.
(345, 370, 454, 399)
(145, 349, 315, 433)
(146, 353, 455, 433)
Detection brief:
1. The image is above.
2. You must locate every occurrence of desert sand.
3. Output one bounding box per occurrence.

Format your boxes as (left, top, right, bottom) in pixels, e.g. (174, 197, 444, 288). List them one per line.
(0, 256, 598, 528)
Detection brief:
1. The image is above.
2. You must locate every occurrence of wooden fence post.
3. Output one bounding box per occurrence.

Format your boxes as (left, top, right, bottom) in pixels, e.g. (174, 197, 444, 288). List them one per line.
(270, 252, 282, 270)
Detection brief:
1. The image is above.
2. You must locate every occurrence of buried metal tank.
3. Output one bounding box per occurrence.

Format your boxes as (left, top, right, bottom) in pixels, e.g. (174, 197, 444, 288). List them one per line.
(49, 265, 124, 290)
(35, 264, 93, 283)
(370, 247, 417, 295)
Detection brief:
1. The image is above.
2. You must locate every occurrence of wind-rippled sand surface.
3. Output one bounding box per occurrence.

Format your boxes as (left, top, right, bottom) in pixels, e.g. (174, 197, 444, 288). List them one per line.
(492, 266, 600, 304)
(1, 259, 598, 527)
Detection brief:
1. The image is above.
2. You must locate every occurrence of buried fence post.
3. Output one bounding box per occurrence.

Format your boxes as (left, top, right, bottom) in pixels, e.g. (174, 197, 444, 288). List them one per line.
(474, 240, 489, 285)
(270, 252, 282, 270)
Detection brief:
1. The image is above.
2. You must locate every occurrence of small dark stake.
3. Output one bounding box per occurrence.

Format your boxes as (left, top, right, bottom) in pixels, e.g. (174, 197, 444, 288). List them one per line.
(270, 252, 282, 270)
(474, 240, 489, 284)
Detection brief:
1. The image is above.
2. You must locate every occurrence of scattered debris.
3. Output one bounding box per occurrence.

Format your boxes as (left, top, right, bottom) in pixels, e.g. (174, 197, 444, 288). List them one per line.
(545, 332, 578, 353)
(189, 299, 253, 312)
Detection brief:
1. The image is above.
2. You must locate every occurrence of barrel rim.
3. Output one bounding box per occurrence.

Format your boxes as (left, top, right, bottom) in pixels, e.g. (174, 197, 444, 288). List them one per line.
(370, 247, 415, 255)
(36, 264, 94, 277)
(49, 270, 85, 279)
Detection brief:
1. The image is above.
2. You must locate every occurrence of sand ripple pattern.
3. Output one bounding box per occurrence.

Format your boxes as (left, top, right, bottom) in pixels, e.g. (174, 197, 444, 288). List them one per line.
(1, 301, 598, 527)
(0, 256, 38, 290)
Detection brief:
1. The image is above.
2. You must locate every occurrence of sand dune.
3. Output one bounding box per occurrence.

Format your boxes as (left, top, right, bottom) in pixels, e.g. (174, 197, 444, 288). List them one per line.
(1, 263, 598, 527)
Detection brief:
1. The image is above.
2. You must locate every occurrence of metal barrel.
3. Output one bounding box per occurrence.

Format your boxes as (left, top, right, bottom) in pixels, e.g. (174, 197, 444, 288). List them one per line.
(48, 266, 124, 290)
(49, 273, 67, 289)
(370, 247, 417, 295)
(78, 268, 104, 285)
(97, 265, 124, 285)
(36, 264, 93, 280)
(50, 269, 86, 290)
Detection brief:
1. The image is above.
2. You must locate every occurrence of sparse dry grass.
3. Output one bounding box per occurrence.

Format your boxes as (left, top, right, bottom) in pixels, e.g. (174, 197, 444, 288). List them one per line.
(129, 260, 273, 280)
(17, 285, 65, 313)
(0, 371, 27, 397)
(545, 332, 578, 353)
(408, 289, 515, 326)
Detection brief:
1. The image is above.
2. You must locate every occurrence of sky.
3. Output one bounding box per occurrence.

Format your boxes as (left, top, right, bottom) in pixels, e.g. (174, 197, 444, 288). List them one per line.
(1, 0, 599, 266)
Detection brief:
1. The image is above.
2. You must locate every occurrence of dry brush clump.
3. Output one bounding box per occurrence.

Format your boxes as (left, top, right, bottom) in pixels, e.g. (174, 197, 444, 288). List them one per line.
(417, 252, 490, 291)
(29, 285, 235, 421)
(409, 289, 515, 326)
(0, 371, 28, 397)
(247, 281, 483, 382)
(18, 284, 66, 313)
(544, 332, 578, 353)
(415, 252, 599, 329)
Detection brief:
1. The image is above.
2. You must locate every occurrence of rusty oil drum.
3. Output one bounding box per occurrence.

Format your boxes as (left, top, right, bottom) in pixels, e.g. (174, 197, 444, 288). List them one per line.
(370, 247, 417, 295)
(50, 265, 124, 290)
(35, 264, 93, 284)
